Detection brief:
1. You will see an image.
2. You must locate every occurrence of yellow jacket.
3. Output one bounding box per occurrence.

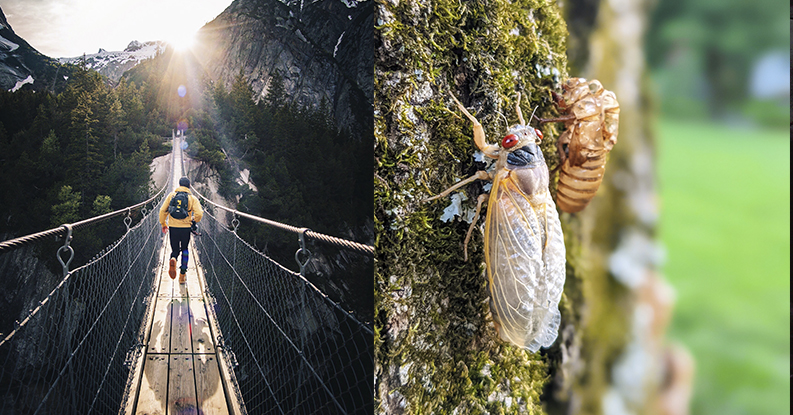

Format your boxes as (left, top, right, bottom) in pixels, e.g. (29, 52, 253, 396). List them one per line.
(159, 186, 203, 228)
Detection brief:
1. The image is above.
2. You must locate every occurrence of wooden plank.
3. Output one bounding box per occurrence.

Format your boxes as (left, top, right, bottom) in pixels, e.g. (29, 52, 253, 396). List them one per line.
(169, 298, 192, 354)
(134, 354, 169, 415)
(158, 271, 174, 295)
(147, 297, 171, 354)
(173, 279, 189, 299)
(120, 242, 168, 415)
(185, 268, 202, 297)
(194, 354, 230, 415)
(190, 298, 215, 354)
(192, 247, 246, 415)
(158, 255, 175, 297)
(177, 239, 202, 297)
(190, 240, 207, 295)
(157, 282, 174, 298)
(168, 355, 198, 414)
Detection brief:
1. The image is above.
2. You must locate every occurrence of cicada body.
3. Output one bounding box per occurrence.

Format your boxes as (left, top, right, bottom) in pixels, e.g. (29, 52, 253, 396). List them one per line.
(425, 93, 566, 352)
(484, 136, 566, 352)
(544, 77, 620, 213)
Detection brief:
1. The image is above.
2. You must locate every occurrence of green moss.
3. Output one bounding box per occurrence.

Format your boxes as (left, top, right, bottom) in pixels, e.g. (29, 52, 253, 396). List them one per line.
(376, 0, 578, 413)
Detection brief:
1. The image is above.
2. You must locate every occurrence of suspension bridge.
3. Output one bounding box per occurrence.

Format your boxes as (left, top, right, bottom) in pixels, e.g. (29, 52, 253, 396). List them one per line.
(0, 134, 374, 414)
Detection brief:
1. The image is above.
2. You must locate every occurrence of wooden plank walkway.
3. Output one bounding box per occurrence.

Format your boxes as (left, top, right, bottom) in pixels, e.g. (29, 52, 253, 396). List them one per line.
(122, 135, 244, 415)
(126, 238, 235, 415)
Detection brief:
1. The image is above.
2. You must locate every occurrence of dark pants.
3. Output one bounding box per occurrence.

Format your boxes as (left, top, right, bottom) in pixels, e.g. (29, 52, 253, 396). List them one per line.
(169, 227, 191, 273)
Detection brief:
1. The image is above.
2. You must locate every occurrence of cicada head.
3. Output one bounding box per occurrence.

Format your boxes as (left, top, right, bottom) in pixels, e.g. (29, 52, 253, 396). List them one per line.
(501, 125, 546, 171)
(503, 125, 543, 149)
(498, 94, 549, 192)
(561, 77, 604, 109)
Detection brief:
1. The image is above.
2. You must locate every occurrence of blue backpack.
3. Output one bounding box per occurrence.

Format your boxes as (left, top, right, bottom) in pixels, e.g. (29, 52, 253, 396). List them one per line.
(168, 191, 189, 219)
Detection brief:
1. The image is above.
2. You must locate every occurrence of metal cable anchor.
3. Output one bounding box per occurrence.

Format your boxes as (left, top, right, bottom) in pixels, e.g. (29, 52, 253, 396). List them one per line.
(124, 208, 133, 231)
(231, 213, 240, 233)
(295, 228, 312, 276)
(56, 224, 74, 277)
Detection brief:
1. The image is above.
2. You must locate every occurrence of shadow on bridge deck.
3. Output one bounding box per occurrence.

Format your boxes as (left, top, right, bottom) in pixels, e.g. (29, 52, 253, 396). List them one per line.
(122, 236, 243, 415)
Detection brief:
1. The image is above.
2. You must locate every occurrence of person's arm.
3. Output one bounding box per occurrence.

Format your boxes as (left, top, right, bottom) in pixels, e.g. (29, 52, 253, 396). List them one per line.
(191, 195, 203, 223)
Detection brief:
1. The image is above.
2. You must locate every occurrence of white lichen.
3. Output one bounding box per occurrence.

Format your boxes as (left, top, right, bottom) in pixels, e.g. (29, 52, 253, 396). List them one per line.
(440, 192, 467, 222)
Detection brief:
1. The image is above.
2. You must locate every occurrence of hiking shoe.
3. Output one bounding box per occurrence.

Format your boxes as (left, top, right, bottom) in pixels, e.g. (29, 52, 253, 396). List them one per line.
(179, 272, 186, 284)
(169, 258, 177, 280)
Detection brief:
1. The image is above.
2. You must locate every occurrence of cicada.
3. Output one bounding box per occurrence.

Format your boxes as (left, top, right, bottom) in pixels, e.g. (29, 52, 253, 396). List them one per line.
(536, 77, 620, 213)
(425, 92, 566, 352)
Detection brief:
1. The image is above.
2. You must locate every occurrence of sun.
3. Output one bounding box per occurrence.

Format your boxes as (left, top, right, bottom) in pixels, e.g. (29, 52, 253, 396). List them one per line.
(165, 29, 196, 52)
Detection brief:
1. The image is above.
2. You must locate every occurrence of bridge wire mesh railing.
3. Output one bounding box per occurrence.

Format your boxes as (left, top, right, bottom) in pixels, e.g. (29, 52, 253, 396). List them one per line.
(0, 177, 169, 414)
(192, 195, 374, 414)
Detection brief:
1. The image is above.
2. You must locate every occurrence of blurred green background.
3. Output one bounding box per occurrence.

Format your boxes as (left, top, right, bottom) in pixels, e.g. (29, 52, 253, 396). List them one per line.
(646, 0, 789, 414)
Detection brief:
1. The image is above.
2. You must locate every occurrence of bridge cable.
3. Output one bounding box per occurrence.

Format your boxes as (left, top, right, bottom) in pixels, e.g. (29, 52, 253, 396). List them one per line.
(0, 177, 171, 256)
(191, 189, 374, 256)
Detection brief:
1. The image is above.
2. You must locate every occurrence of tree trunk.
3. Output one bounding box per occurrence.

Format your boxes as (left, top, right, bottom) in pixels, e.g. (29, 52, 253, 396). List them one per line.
(374, 0, 692, 414)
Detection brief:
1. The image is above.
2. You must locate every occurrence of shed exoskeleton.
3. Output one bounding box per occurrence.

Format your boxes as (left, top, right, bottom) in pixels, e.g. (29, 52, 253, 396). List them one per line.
(536, 77, 620, 213)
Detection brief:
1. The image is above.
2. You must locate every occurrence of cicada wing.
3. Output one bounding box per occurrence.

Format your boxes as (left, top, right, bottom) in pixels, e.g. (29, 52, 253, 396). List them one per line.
(541, 198, 566, 304)
(485, 173, 564, 351)
(537, 196, 566, 349)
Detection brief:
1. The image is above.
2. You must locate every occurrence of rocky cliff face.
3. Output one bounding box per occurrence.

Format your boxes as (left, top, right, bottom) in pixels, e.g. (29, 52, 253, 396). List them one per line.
(194, 0, 373, 137)
(0, 6, 73, 92)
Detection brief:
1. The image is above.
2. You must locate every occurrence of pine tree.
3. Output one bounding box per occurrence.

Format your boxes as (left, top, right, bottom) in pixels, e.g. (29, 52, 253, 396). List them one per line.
(51, 185, 81, 227)
(67, 91, 103, 203)
(264, 73, 286, 110)
(107, 93, 127, 160)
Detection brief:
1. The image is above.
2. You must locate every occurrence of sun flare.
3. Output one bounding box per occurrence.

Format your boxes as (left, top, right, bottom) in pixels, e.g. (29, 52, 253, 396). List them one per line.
(165, 30, 197, 52)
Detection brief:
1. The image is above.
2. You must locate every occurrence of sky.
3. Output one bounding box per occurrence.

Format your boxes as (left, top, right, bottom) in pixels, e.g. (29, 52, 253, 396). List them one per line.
(1, 0, 231, 58)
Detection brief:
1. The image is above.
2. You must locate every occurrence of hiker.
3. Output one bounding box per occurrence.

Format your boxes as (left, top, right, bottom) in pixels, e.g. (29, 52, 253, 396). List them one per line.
(159, 177, 203, 284)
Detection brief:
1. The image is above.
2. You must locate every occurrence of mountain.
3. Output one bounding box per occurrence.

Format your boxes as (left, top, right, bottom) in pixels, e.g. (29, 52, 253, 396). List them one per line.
(0, 6, 73, 92)
(4, 0, 374, 132)
(59, 41, 166, 83)
(193, 0, 373, 137)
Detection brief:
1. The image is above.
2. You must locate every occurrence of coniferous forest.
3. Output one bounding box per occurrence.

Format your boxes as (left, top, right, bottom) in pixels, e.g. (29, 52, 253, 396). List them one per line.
(0, 61, 169, 269)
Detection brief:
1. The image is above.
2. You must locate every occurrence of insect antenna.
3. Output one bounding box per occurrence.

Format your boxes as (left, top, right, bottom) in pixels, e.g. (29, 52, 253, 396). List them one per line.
(529, 106, 539, 126)
(497, 110, 509, 130)
(515, 92, 525, 125)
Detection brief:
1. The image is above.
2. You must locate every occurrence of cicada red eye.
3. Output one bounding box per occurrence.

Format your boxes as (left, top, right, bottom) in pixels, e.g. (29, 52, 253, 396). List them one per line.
(502, 134, 518, 148)
(534, 129, 543, 140)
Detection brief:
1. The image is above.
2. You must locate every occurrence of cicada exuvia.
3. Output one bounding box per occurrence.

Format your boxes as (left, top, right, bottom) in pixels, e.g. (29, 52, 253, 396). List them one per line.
(425, 92, 566, 352)
(536, 77, 620, 213)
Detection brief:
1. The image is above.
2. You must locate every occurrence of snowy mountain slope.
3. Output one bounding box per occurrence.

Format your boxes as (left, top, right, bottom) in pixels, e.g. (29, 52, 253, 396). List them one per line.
(59, 41, 166, 83)
(0, 6, 71, 92)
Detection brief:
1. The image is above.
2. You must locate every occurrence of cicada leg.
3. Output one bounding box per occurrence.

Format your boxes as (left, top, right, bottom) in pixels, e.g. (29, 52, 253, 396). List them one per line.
(532, 110, 574, 176)
(515, 92, 525, 125)
(422, 170, 491, 203)
(555, 128, 572, 167)
(533, 113, 576, 124)
(423, 171, 491, 261)
(463, 193, 489, 262)
(448, 93, 500, 158)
